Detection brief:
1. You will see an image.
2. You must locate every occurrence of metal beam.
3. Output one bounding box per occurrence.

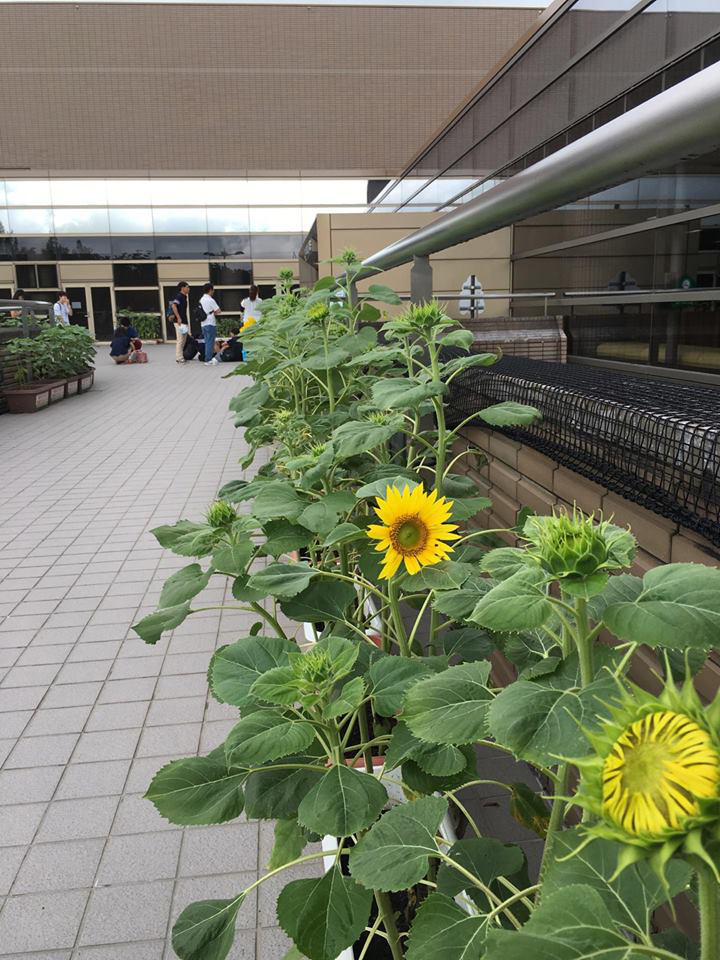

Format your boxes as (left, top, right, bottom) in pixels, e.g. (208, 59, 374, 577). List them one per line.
(357, 62, 720, 280)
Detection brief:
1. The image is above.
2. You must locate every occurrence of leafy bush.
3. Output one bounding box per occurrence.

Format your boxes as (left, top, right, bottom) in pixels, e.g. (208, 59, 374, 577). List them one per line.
(6, 323, 95, 383)
(117, 309, 162, 339)
(131, 252, 718, 960)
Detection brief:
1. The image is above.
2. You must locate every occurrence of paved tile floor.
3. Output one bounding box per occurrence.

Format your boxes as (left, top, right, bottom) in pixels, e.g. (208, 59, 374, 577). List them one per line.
(0, 346, 315, 959)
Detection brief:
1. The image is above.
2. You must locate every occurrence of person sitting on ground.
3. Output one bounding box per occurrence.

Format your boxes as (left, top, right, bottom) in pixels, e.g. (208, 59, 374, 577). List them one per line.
(10, 289, 25, 320)
(110, 324, 134, 364)
(215, 327, 244, 363)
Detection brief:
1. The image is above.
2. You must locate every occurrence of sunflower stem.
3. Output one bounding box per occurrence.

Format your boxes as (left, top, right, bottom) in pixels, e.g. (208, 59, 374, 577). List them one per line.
(536, 762, 570, 904)
(696, 858, 720, 960)
(387, 578, 411, 657)
(574, 598, 594, 686)
(374, 891, 404, 960)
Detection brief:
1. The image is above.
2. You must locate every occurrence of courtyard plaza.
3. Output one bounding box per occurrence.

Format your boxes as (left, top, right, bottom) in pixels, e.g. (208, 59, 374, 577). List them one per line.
(0, 345, 319, 959)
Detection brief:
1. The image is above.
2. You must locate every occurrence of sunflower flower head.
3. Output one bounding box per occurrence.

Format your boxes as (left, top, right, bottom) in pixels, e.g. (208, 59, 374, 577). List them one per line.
(367, 483, 459, 579)
(572, 670, 720, 884)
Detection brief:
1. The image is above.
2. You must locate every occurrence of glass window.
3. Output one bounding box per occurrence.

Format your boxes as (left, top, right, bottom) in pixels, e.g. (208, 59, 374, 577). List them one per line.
(214, 288, 246, 312)
(37, 265, 59, 288)
(114, 289, 162, 314)
(110, 236, 156, 260)
(50, 180, 108, 206)
(10, 237, 58, 261)
(5, 180, 52, 206)
(8, 208, 53, 233)
(112, 263, 159, 287)
(204, 180, 250, 205)
(155, 236, 211, 260)
(300, 179, 367, 205)
(150, 181, 206, 205)
(152, 208, 207, 233)
(206, 208, 250, 233)
(0, 237, 18, 261)
(105, 180, 153, 205)
(0, 183, 6, 206)
(15, 264, 37, 288)
(249, 208, 303, 232)
(206, 235, 250, 258)
(58, 236, 112, 260)
(108, 208, 154, 233)
(210, 262, 252, 285)
(246, 181, 303, 205)
(250, 234, 302, 258)
(52, 208, 110, 234)
(0, 209, 8, 233)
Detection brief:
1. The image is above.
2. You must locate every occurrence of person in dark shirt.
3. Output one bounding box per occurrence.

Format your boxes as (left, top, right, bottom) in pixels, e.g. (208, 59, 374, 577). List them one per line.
(217, 328, 244, 362)
(169, 281, 190, 363)
(110, 325, 132, 364)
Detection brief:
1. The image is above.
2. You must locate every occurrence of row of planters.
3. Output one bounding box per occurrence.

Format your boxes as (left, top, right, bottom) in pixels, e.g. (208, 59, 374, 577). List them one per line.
(2, 323, 96, 413)
(133, 257, 720, 960)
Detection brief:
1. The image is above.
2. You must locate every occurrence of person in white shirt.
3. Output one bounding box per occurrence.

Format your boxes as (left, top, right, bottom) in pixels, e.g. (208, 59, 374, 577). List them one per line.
(240, 284, 262, 331)
(53, 292, 73, 326)
(199, 282, 221, 365)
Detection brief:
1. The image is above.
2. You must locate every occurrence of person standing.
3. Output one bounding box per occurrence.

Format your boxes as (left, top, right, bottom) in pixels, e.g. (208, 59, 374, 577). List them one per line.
(199, 282, 221, 364)
(240, 284, 262, 330)
(169, 281, 190, 364)
(53, 291, 73, 326)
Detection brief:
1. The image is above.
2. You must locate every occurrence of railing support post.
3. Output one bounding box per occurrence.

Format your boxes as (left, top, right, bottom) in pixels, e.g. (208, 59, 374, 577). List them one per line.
(410, 255, 433, 304)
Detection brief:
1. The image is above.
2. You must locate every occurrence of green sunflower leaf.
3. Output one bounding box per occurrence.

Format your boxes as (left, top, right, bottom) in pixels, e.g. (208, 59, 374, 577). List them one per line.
(405, 893, 487, 960)
(297, 764, 388, 837)
(403, 661, 493, 745)
(349, 796, 447, 891)
(172, 896, 245, 960)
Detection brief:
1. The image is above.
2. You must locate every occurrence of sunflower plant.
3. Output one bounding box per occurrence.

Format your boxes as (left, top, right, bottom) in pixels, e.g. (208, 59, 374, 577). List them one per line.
(131, 265, 720, 960)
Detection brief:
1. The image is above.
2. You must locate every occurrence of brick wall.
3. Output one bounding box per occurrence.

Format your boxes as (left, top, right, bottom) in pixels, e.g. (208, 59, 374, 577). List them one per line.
(454, 425, 720, 698)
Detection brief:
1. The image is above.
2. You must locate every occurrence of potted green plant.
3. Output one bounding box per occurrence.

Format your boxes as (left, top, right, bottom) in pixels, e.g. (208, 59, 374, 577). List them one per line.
(117, 309, 163, 343)
(130, 261, 720, 960)
(2, 324, 96, 411)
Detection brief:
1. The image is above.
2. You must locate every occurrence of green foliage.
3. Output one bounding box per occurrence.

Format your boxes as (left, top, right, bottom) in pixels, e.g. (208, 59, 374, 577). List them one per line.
(6, 322, 95, 383)
(134, 268, 717, 960)
(117, 308, 162, 339)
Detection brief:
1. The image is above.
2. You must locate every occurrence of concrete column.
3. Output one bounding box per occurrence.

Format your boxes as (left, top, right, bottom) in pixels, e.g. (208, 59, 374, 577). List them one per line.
(410, 255, 433, 304)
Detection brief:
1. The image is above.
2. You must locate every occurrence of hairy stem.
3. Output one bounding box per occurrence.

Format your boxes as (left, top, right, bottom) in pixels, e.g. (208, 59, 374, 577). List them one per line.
(536, 762, 570, 903)
(696, 858, 720, 960)
(374, 891, 404, 960)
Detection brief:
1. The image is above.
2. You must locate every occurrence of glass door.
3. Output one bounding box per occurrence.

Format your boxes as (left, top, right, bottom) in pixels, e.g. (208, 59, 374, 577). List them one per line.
(66, 287, 90, 330)
(90, 287, 115, 341)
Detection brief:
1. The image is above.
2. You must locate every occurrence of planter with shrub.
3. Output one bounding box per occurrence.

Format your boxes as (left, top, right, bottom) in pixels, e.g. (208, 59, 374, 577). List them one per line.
(2, 324, 96, 413)
(117, 309, 164, 343)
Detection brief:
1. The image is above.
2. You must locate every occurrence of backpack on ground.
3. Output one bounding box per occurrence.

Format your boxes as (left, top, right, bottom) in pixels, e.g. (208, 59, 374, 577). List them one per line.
(183, 337, 200, 361)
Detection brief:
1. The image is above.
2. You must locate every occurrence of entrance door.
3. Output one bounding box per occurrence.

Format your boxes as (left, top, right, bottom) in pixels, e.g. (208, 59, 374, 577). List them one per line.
(90, 287, 114, 341)
(66, 287, 89, 330)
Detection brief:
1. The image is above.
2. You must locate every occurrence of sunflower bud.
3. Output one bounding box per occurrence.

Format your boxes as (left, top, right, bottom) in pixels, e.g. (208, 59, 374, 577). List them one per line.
(206, 500, 237, 529)
(521, 507, 634, 581)
(307, 303, 329, 322)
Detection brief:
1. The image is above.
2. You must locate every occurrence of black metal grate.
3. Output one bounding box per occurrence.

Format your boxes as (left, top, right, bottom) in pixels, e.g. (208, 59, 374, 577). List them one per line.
(446, 355, 720, 547)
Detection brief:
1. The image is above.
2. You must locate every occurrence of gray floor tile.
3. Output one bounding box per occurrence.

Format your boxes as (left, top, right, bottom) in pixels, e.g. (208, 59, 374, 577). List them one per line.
(136, 722, 201, 758)
(256, 925, 294, 959)
(0, 888, 89, 952)
(5, 733, 79, 769)
(179, 823, 259, 877)
(86, 700, 150, 731)
(111, 793, 179, 835)
(154, 673, 208, 699)
(55, 759, 131, 799)
(72, 727, 142, 762)
(124, 755, 185, 794)
(12, 837, 104, 893)
(96, 830, 183, 884)
(98, 677, 156, 703)
(79, 880, 174, 945)
(109, 656, 164, 679)
(16, 643, 72, 666)
(145, 696, 207, 726)
(0, 685, 46, 712)
(0, 766, 64, 805)
(56, 660, 112, 684)
(25, 705, 93, 736)
(0, 846, 27, 895)
(0, 708, 32, 737)
(36, 796, 120, 842)
(42, 680, 103, 708)
(77, 943, 164, 960)
(0, 802, 48, 846)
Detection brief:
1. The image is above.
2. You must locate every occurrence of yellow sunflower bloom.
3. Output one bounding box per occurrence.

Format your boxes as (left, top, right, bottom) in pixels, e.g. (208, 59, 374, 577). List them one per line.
(602, 710, 720, 837)
(367, 483, 459, 579)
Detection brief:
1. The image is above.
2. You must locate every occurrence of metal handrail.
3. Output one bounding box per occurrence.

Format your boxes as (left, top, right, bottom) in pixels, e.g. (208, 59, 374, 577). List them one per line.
(0, 298, 55, 337)
(356, 61, 720, 281)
